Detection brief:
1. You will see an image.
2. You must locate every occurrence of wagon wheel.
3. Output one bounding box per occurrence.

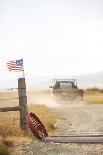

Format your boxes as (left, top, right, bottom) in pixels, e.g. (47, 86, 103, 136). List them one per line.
(26, 112, 48, 139)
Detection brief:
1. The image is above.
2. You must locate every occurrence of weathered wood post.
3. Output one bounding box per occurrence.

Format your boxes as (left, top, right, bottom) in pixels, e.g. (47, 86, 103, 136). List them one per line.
(18, 78, 28, 130)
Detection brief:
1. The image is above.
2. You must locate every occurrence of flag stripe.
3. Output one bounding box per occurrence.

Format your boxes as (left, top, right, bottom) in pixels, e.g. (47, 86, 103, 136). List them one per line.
(8, 67, 24, 70)
(7, 65, 23, 68)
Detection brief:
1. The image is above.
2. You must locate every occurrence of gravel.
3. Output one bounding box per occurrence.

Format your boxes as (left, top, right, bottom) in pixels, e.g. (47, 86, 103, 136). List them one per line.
(13, 103, 103, 155)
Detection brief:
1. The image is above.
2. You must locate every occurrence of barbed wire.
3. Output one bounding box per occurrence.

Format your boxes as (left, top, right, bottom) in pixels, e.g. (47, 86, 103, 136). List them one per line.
(0, 88, 18, 91)
(5, 88, 18, 90)
(0, 87, 27, 91)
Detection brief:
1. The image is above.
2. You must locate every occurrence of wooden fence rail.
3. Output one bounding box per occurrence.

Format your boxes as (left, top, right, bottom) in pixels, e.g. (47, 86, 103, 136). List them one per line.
(0, 78, 28, 131)
(0, 106, 20, 112)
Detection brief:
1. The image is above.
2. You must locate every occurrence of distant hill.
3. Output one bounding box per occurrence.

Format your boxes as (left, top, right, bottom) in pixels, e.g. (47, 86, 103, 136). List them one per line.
(0, 71, 103, 90)
(73, 71, 103, 89)
(27, 71, 103, 90)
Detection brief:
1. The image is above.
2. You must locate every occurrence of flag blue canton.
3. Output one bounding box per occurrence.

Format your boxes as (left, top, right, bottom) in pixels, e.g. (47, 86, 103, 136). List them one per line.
(16, 59, 23, 66)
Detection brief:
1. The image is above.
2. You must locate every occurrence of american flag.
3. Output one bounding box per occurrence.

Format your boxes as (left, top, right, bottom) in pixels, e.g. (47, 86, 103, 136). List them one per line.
(7, 59, 24, 72)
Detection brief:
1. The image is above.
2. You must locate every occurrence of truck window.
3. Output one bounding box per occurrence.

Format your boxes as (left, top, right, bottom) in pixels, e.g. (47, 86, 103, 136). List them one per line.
(60, 82, 72, 89)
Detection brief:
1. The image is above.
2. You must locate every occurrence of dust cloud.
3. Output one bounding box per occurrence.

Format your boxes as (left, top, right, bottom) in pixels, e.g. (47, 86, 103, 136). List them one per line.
(27, 91, 83, 109)
(27, 91, 60, 108)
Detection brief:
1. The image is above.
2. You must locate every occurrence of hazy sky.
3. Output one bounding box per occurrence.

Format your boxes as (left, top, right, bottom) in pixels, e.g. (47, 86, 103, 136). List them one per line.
(0, 0, 103, 79)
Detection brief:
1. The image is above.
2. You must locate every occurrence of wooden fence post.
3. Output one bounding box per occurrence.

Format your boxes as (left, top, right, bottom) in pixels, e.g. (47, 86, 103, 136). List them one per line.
(18, 78, 28, 130)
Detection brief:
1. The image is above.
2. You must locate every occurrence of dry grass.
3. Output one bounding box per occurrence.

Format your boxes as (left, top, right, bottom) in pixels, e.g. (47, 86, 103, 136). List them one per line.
(28, 104, 57, 131)
(84, 91, 103, 104)
(0, 135, 32, 155)
(1, 90, 103, 154)
(0, 91, 57, 154)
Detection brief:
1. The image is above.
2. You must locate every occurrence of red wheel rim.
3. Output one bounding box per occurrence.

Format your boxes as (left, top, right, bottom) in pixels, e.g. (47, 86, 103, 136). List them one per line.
(26, 112, 48, 139)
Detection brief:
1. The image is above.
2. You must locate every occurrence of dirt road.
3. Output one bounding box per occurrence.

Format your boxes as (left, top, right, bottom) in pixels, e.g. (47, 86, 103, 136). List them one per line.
(53, 103, 103, 136)
(16, 103, 103, 155)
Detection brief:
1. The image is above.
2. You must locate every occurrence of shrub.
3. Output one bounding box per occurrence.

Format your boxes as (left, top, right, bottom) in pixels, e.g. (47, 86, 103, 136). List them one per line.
(47, 122, 56, 130)
(87, 87, 100, 91)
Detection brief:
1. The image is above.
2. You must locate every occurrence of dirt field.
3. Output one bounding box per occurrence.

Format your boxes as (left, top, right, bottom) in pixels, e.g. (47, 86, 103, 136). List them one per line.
(0, 91, 57, 155)
(15, 92, 103, 155)
(1, 91, 103, 154)
(16, 102, 103, 155)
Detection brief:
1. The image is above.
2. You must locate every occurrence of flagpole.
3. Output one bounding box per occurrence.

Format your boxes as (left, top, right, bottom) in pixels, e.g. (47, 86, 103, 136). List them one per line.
(23, 70, 25, 78)
(22, 59, 25, 78)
